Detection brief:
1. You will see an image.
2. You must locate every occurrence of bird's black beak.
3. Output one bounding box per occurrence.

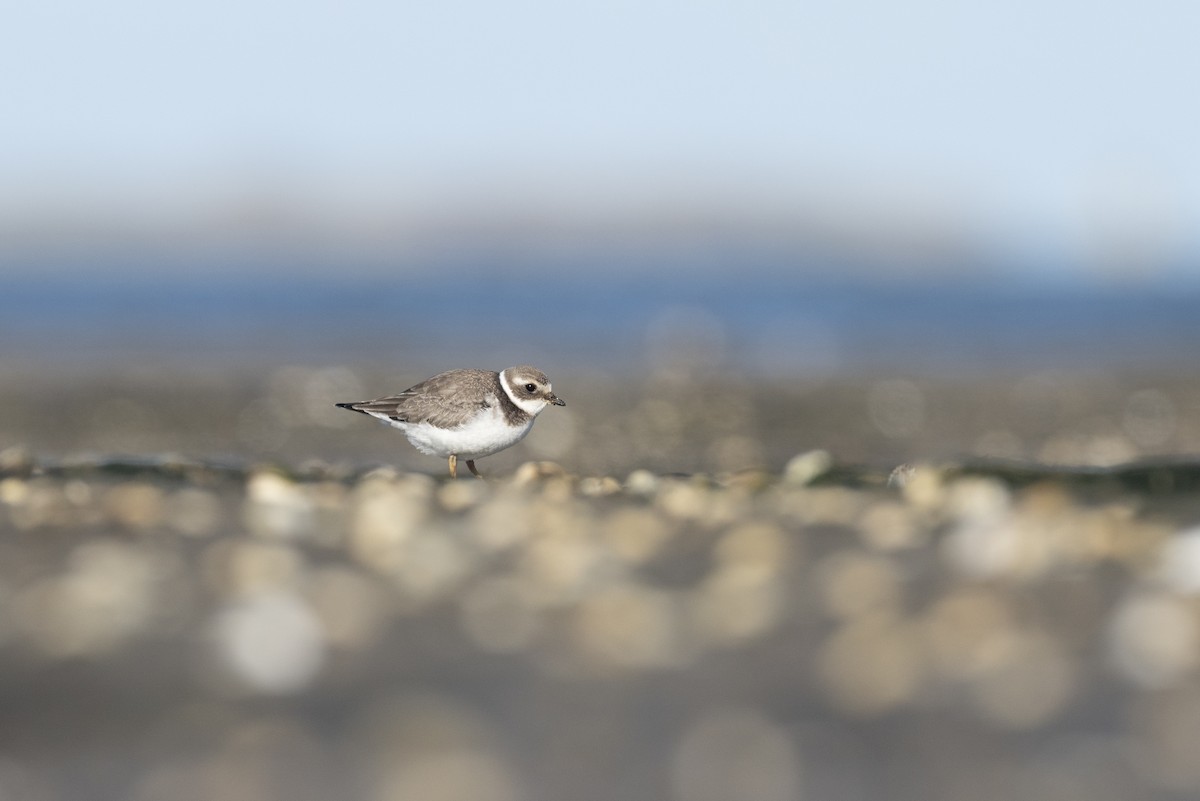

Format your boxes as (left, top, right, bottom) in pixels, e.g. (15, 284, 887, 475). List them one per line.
(549, 395, 566, 406)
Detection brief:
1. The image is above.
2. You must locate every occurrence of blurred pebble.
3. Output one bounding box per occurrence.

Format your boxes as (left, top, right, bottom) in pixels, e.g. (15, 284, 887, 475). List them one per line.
(947, 477, 1011, 521)
(243, 471, 314, 540)
(715, 521, 791, 572)
(14, 540, 168, 657)
(7, 480, 74, 529)
(511, 461, 567, 488)
(578, 475, 621, 497)
(1108, 592, 1199, 689)
(572, 583, 689, 670)
(203, 541, 305, 600)
(0, 445, 34, 476)
(897, 464, 946, 513)
(62, 479, 92, 506)
(520, 529, 610, 607)
(704, 485, 754, 526)
(776, 487, 864, 527)
(941, 479, 1022, 579)
(468, 493, 534, 552)
(719, 468, 772, 492)
(349, 475, 432, 573)
(212, 591, 325, 694)
(816, 552, 901, 621)
(817, 614, 923, 717)
(886, 462, 917, 488)
(858, 502, 925, 551)
(691, 565, 784, 647)
(390, 532, 472, 606)
(104, 482, 166, 530)
(784, 449, 832, 486)
(166, 487, 224, 537)
(657, 479, 712, 521)
(601, 507, 672, 564)
(922, 588, 1017, 680)
(967, 630, 1075, 729)
(1155, 527, 1200, 594)
(438, 479, 488, 512)
(624, 468, 660, 495)
(0, 478, 29, 506)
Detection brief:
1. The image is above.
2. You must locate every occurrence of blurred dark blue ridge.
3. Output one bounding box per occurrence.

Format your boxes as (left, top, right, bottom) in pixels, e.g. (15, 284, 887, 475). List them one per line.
(1, 258, 1198, 375)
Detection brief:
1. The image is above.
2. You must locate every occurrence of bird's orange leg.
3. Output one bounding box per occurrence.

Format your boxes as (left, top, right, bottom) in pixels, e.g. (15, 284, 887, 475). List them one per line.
(448, 454, 457, 478)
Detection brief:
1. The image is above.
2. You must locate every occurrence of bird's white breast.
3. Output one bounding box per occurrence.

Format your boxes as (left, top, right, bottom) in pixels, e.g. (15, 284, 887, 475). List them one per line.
(381, 402, 535, 459)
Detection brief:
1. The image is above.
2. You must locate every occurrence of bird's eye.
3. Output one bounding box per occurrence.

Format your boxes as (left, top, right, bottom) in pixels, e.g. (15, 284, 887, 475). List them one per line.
(524, 383, 537, 393)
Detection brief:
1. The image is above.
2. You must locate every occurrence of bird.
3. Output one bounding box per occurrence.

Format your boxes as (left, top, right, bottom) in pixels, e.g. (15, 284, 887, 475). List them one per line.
(335, 365, 565, 478)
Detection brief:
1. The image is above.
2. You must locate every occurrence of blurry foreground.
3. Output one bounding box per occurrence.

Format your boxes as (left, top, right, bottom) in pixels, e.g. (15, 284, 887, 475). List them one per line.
(3, 450, 1200, 801)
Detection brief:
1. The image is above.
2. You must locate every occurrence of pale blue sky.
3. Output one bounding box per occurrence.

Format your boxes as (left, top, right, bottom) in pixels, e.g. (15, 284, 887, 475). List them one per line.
(4, 0, 1199, 271)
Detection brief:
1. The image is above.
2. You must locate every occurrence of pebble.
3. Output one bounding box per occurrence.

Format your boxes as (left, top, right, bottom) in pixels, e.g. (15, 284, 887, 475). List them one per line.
(0, 445, 34, 477)
(784, 449, 833, 485)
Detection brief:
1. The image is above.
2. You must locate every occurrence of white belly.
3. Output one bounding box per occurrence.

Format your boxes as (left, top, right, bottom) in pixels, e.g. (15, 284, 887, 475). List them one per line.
(387, 407, 535, 459)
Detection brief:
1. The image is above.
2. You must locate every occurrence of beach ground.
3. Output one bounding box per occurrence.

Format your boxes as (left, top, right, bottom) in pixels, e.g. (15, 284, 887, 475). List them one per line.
(2, 366, 1200, 800)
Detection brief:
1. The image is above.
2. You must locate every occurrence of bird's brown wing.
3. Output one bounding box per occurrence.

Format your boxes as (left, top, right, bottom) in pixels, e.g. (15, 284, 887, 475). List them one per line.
(340, 369, 499, 429)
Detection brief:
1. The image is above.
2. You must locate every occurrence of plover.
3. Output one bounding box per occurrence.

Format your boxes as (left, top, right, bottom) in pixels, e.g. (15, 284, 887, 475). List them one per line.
(336, 366, 565, 478)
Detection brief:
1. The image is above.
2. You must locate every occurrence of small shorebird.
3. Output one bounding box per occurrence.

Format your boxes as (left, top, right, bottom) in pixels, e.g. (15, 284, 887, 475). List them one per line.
(336, 365, 565, 478)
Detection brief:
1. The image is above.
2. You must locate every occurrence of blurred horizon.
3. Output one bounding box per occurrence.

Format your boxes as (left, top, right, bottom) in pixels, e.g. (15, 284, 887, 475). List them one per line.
(6, 0, 1200, 288)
